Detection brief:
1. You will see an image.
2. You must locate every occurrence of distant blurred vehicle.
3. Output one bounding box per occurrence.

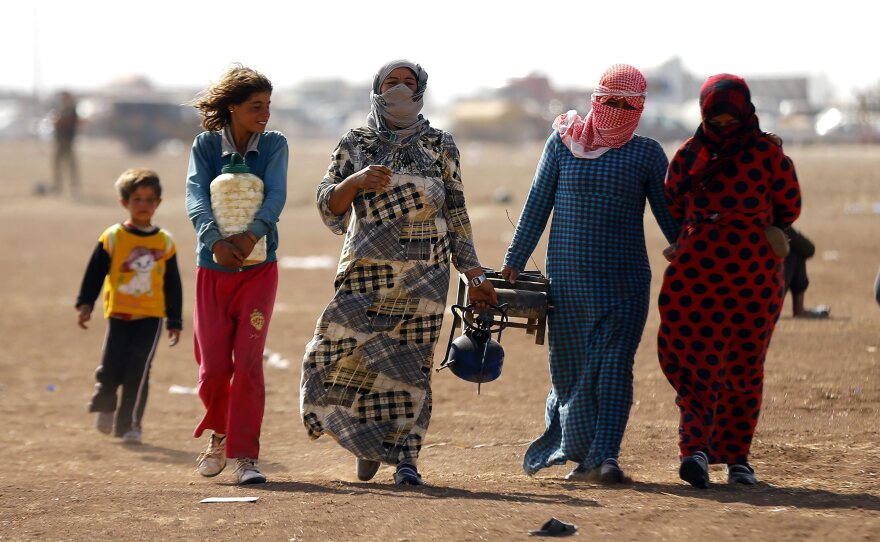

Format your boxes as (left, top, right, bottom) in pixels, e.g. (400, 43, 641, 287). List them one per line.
(449, 98, 548, 143)
(636, 115, 691, 143)
(110, 99, 201, 153)
(818, 122, 880, 144)
(90, 98, 201, 153)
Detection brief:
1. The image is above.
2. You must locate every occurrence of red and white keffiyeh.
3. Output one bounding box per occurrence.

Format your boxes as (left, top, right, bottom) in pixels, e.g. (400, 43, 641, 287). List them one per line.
(553, 64, 647, 159)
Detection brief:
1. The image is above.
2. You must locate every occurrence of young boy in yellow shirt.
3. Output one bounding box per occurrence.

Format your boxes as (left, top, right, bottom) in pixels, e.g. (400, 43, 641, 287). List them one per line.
(75, 169, 183, 444)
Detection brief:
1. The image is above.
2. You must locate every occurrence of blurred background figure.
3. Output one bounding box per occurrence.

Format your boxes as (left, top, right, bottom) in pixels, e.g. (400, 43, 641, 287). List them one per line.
(874, 267, 880, 307)
(783, 227, 830, 318)
(51, 90, 80, 196)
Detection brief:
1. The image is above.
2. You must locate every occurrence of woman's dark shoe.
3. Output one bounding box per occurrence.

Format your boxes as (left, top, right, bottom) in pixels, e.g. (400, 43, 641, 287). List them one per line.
(679, 451, 710, 489)
(598, 458, 625, 484)
(356, 458, 381, 481)
(394, 463, 424, 486)
(727, 463, 758, 485)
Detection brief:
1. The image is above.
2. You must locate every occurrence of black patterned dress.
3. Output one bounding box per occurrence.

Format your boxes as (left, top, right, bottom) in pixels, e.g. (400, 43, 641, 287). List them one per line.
(300, 127, 481, 465)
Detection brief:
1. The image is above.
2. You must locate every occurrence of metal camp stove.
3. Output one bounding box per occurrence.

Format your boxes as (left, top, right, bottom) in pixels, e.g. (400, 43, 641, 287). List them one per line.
(453, 268, 551, 344)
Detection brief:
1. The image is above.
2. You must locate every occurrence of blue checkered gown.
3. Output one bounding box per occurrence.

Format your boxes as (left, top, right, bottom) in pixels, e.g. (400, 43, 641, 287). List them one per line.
(504, 132, 680, 475)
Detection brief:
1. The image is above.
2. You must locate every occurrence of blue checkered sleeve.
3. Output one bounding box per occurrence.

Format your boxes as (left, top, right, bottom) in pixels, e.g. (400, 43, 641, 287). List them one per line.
(504, 133, 559, 272)
(645, 146, 681, 244)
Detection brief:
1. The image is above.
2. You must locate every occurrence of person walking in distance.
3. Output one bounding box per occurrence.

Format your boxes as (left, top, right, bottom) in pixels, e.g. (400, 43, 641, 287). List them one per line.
(52, 90, 81, 196)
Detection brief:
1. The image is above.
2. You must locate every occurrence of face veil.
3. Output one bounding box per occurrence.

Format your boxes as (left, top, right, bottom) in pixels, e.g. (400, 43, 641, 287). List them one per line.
(553, 64, 647, 159)
(367, 60, 430, 146)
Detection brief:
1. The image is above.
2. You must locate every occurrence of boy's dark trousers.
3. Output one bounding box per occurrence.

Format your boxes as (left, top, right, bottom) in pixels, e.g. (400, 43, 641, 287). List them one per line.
(783, 250, 809, 298)
(89, 317, 162, 436)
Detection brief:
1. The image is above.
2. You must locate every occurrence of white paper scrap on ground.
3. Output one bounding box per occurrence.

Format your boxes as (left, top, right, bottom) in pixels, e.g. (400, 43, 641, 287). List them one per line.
(200, 497, 259, 503)
(168, 384, 199, 395)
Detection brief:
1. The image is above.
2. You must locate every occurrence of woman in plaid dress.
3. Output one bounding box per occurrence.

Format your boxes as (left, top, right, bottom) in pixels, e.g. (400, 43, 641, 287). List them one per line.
(502, 64, 679, 482)
(301, 60, 496, 486)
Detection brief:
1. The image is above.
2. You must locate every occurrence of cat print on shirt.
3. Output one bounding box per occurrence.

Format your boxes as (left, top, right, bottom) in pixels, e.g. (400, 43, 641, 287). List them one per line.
(118, 246, 163, 296)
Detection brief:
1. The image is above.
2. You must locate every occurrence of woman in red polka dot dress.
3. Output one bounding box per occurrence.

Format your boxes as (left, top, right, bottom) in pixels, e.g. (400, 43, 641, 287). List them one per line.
(658, 74, 801, 489)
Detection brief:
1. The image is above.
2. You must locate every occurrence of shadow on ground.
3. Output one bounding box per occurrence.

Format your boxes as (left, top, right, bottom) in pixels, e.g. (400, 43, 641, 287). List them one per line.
(632, 481, 880, 510)
(252, 479, 600, 507)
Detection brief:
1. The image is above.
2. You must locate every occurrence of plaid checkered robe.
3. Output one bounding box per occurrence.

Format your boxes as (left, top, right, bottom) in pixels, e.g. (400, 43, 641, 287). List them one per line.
(504, 132, 680, 475)
(301, 127, 481, 465)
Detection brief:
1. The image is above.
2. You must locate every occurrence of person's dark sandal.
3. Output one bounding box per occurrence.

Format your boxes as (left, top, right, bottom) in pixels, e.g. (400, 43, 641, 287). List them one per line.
(394, 463, 424, 486)
(727, 463, 758, 485)
(529, 517, 578, 536)
(679, 451, 710, 489)
(598, 458, 625, 484)
(356, 458, 381, 481)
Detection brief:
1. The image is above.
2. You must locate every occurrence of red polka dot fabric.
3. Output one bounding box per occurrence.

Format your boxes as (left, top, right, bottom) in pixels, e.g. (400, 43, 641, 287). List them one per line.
(658, 76, 802, 465)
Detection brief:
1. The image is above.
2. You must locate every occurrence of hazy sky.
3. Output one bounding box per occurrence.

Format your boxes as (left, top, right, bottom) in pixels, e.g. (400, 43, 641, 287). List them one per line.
(3, 0, 873, 104)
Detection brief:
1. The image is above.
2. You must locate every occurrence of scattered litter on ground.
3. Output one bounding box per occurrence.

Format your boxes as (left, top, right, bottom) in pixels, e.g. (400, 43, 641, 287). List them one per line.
(844, 202, 865, 214)
(266, 352, 291, 370)
(493, 187, 512, 204)
(279, 255, 336, 270)
(843, 201, 880, 215)
(263, 349, 291, 369)
(32, 181, 49, 196)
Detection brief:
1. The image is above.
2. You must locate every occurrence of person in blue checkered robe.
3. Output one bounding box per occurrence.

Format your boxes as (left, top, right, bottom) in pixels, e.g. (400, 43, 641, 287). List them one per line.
(502, 65, 680, 479)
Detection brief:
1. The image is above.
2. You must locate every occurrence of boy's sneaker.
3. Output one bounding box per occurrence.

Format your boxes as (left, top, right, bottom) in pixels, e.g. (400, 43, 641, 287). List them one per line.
(727, 463, 758, 485)
(795, 305, 831, 319)
(121, 430, 142, 445)
(95, 412, 114, 435)
(234, 458, 266, 485)
(196, 433, 227, 477)
(679, 451, 710, 489)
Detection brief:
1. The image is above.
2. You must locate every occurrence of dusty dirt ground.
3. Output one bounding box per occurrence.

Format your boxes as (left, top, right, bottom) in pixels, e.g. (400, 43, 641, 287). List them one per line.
(0, 137, 878, 541)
